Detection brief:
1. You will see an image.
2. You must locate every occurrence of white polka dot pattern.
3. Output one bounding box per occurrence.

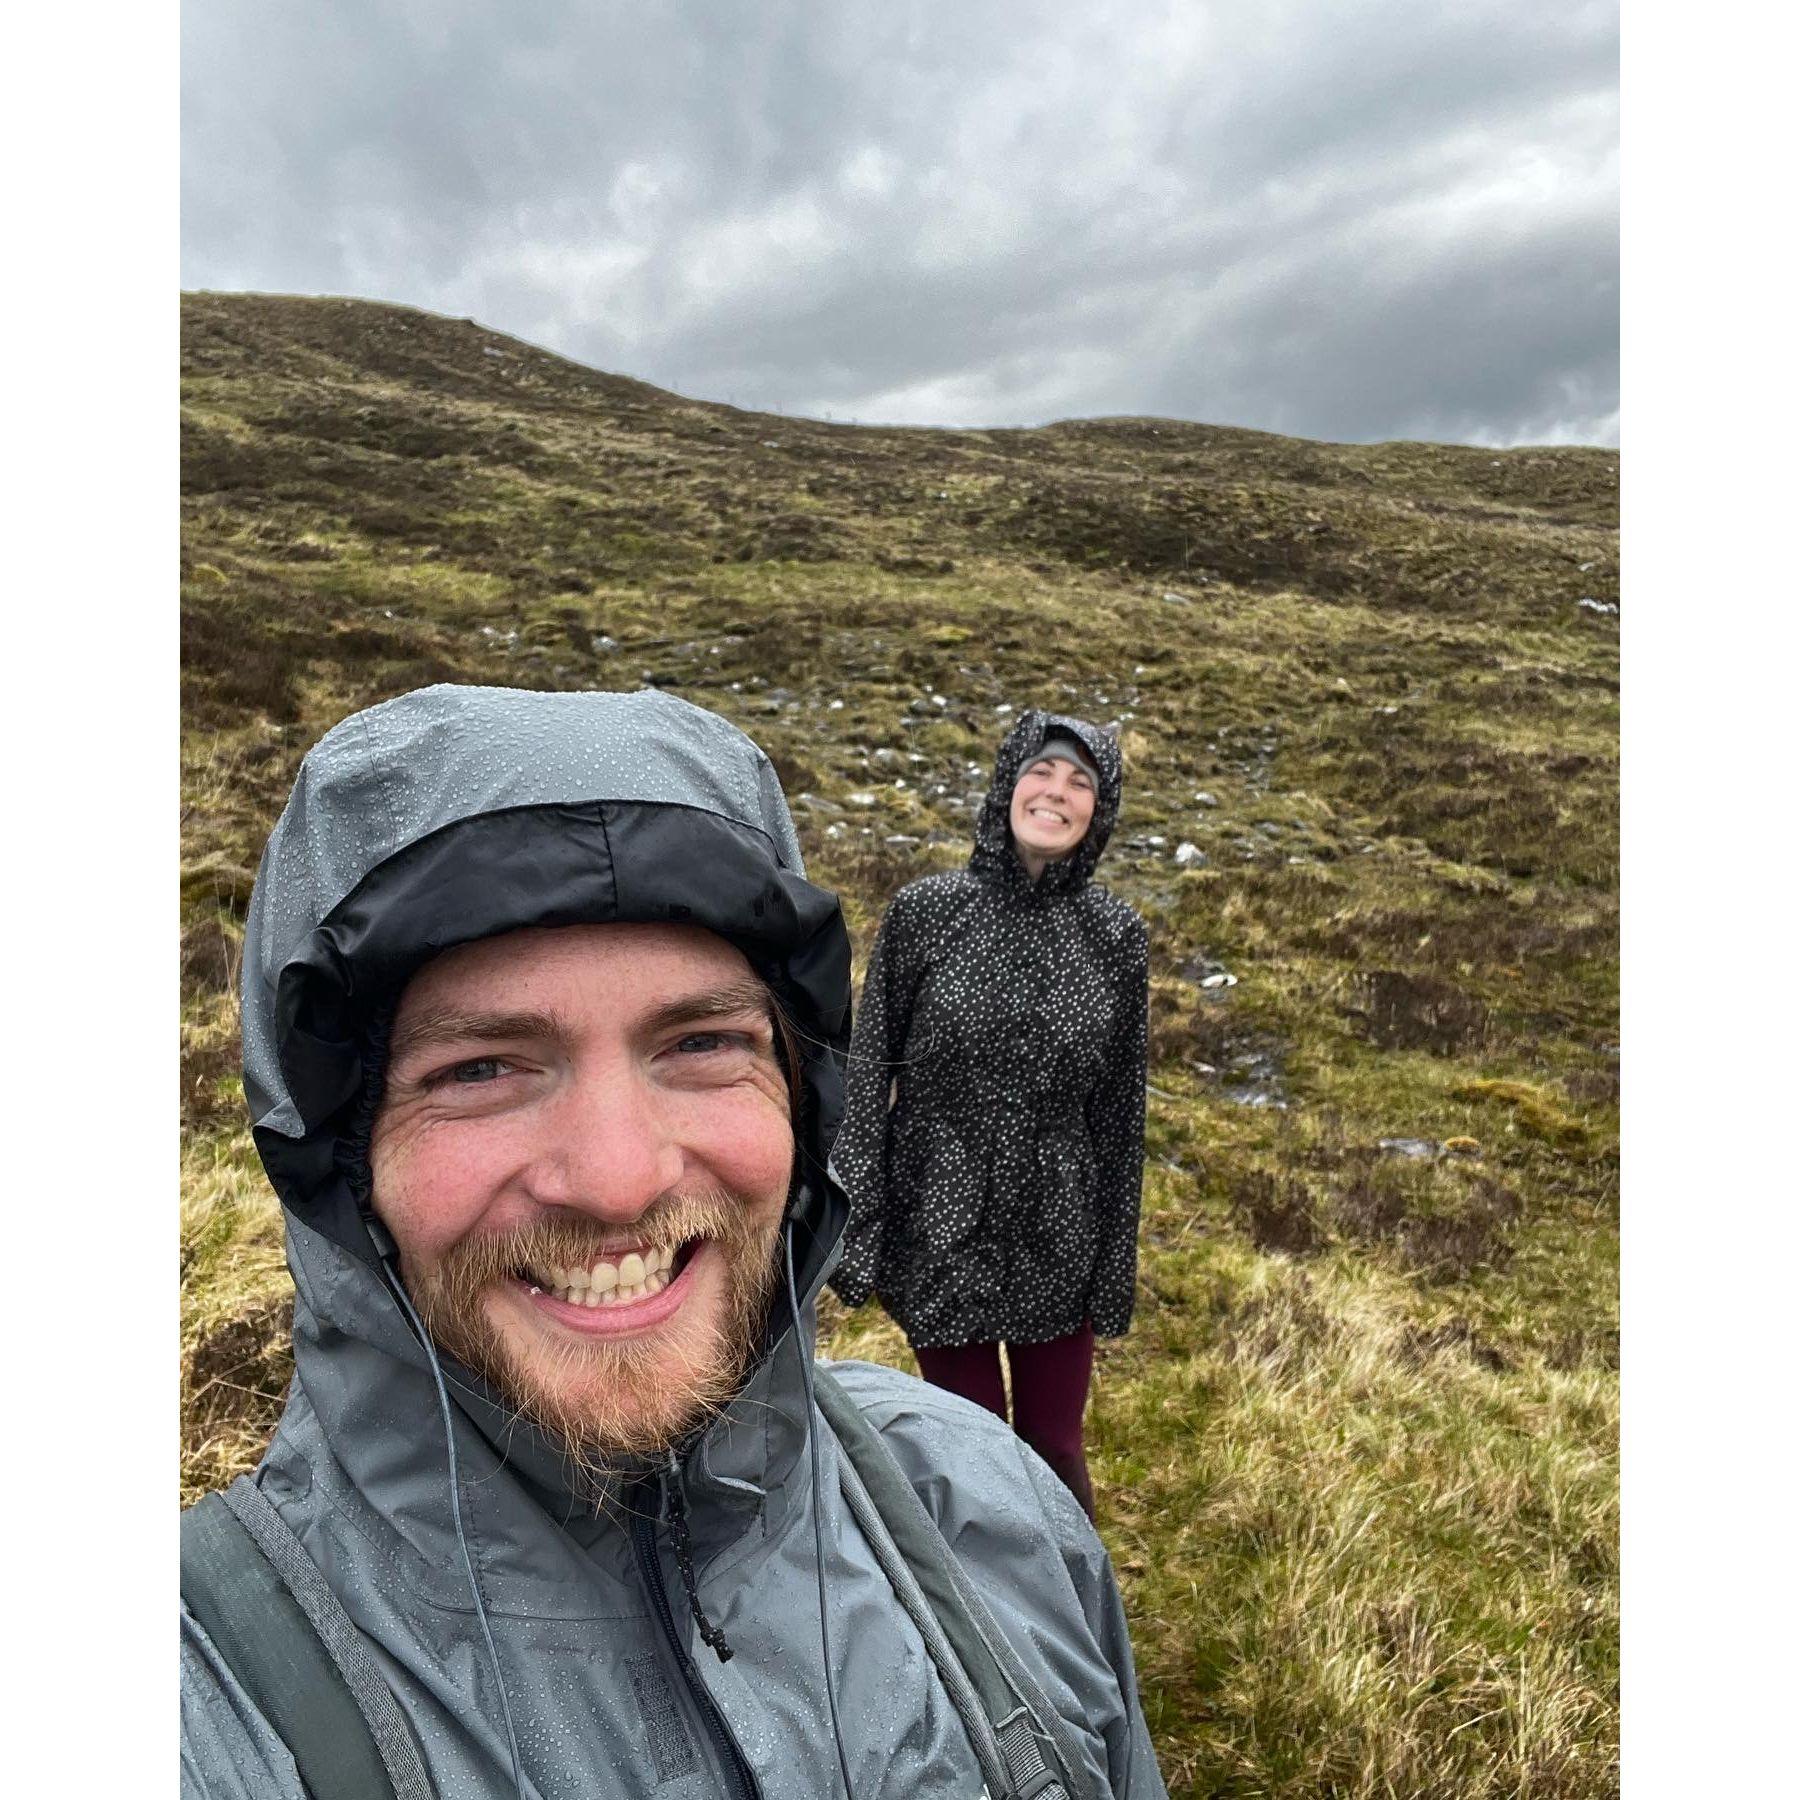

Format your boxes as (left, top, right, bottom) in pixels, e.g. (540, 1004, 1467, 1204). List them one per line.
(829, 711, 1150, 1346)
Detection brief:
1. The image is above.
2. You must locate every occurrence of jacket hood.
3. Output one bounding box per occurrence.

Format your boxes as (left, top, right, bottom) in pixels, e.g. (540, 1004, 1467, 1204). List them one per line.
(241, 683, 853, 1508)
(244, 682, 851, 1283)
(969, 709, 1125, 896)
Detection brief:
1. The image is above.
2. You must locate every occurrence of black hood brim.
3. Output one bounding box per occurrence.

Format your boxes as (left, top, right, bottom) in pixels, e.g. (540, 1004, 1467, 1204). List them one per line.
(253, 798, 853, 1306)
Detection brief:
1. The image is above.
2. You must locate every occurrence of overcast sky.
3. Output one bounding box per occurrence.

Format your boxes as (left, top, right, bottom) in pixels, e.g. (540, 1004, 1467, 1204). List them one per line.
(181, 0, 1617, 447)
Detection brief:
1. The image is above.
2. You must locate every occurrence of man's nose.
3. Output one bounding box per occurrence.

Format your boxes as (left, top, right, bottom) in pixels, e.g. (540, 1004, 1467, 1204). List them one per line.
(524, 1070, 684, 1223)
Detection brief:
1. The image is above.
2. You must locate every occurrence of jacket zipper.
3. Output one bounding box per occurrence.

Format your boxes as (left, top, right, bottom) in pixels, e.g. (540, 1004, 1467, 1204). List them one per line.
(631, 1503, 762, 1800)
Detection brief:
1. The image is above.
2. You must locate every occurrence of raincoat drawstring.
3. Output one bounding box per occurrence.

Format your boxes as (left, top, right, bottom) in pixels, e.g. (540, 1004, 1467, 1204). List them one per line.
(664, 1452, 735, 1662)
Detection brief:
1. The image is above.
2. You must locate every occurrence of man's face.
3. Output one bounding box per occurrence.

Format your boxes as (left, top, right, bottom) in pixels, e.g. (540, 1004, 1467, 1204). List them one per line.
(369, 922, 794, 1474)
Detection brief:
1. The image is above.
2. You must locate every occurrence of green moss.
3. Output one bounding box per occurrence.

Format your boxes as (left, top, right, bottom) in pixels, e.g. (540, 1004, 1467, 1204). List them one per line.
(1452, 1078, 1591, 1148)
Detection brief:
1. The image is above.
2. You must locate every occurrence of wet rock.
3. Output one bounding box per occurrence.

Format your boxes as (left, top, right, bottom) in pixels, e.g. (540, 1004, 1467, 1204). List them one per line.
(1174, 842, 1206, 867)
(1223, 1044, 1288, 1108)
(1378, 1137, 1440, 1160)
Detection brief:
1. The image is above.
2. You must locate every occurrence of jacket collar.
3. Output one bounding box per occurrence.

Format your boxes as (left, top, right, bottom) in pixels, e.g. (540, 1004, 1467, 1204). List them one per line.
(280, 1209, 817, 1600)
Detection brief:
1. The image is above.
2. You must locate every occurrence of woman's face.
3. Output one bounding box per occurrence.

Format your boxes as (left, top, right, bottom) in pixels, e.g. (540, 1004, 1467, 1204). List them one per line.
(1009, 752, 1097, 866)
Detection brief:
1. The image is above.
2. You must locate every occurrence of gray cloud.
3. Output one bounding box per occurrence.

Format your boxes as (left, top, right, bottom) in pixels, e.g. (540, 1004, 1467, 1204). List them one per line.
(182, 0, 1618, 445)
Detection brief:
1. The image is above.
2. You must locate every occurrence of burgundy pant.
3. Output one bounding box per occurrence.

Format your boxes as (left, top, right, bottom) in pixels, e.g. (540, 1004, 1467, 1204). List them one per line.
(912, 1324, 1097, 1520)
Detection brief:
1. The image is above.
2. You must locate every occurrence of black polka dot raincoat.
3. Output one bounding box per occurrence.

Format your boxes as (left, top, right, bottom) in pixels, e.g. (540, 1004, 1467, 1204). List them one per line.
(829, 710, 1150, 1348)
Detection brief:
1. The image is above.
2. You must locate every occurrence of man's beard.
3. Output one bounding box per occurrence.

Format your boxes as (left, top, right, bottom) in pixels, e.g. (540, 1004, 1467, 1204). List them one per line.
(404, 1187, 783, 1488)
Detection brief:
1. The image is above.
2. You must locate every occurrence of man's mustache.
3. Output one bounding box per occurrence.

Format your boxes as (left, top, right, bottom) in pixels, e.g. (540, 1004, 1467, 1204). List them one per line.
(426, 1187, 777, 1290)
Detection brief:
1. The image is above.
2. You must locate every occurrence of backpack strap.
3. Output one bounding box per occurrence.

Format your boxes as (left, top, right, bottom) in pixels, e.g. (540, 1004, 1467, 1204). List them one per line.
(811, 1367, 1093, 1800)
(181, 1476, 434, 1800)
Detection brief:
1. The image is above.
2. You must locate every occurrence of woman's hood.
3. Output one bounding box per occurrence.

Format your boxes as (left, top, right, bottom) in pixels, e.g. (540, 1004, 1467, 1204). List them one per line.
(968, 709, 1125, 896)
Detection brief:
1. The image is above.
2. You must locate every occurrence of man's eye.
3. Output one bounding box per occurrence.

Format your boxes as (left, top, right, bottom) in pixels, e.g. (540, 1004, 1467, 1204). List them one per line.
(437, 1057, 506, 1086)
(675, 1032, 737, 1055)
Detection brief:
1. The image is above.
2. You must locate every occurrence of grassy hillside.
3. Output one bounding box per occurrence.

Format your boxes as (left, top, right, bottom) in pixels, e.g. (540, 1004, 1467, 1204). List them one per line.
(181, 292, 1619, 1797)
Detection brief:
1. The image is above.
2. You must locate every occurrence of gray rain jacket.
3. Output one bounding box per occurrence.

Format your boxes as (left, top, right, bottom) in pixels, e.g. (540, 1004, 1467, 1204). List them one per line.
(180, 685, 1166, 1800)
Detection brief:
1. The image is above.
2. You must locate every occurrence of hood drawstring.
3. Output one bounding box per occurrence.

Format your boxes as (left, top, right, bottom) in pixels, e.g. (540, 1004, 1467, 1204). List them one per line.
(786, 1222, 858, 1798)
(664, 1452, 735, 1663)
(368, 1222, 530, 1800)
(355, 1012, 530, 1800)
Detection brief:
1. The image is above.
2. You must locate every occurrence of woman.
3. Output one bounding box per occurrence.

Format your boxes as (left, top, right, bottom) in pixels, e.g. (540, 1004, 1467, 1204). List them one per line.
(829, 709, 1149, 1519)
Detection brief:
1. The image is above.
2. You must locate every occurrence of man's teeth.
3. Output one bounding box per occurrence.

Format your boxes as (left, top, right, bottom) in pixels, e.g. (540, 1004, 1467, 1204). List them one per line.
(534, 1245, 681, 1306)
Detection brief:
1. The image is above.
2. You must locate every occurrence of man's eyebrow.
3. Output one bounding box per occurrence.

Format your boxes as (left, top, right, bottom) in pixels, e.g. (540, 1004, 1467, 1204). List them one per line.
(636, 980, 778, 1039)
(387, 1008, 569, 1066)
(386, 984, 776, 1066)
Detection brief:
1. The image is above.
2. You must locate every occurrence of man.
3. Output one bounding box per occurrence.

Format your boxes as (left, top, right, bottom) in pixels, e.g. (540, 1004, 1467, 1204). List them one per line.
(181, 683, 1166, 1799)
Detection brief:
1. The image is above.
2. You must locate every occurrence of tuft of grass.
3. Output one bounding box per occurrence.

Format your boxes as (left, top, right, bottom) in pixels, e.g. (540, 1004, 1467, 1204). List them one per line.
(180, 1135, 293, 1507)
(1098, 1249, 1616, 1797)
(1452, 1079, 1590, 1150)
(180, 293, 1617, 1796)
